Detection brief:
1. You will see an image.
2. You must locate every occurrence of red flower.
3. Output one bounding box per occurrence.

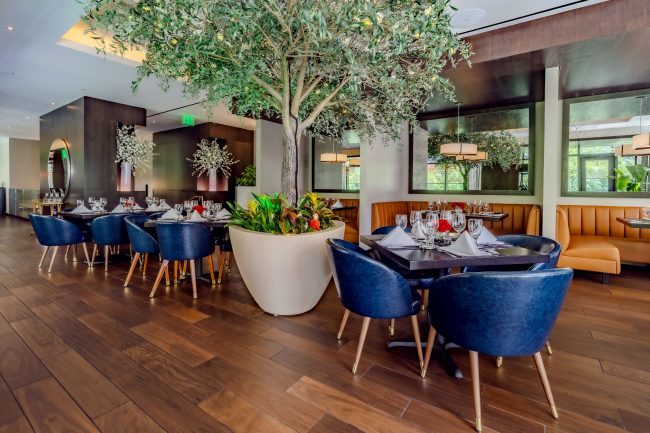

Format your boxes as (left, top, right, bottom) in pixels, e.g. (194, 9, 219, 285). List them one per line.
(193, 205, 205, 214)
(449, 201, 466, 211)
(438, 219, 451, 232)
(309, 219, 321, 231)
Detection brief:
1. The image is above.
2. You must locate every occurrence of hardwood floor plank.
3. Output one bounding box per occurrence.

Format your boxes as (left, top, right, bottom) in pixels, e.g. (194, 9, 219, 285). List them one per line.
(10, 317, 68, 357)
(0, 376, 23, 425)
(0, 417, 35, 433)
(9, 284, 52, 308)
(601, 360, 650, 385)
(618, 409, 650, 433)
(0, 296, 34, 322)
(307, 414, 364, 433)
(93, 401, 166, 433)
(78, 312, 145, 351)
(0, 333, 50, 390)
(13, 378, 100, 433)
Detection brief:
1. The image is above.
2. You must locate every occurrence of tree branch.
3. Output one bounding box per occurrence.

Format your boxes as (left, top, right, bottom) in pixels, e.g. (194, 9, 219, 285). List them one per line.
(301, 76, 351, 129)
(299, 75, 323, 105)
(251, 74, 283, 103)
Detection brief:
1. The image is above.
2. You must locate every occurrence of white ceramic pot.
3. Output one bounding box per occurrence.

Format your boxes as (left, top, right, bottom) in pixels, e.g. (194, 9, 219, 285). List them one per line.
(229, 220, 345, 315)
(235, 186, 255, 208)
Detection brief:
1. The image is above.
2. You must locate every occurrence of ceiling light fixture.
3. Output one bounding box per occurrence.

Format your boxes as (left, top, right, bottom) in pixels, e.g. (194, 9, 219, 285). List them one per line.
(320, 139, 347, 163)
(440, 104, 477, 156)
(456, 151, 488, 161)
(6, 26, 14, 32)
(632, 96, 650, 150)
(50, 102, 56, 106)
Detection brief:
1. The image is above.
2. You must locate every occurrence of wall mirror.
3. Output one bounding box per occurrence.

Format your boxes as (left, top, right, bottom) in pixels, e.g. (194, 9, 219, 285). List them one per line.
(48, 138, 71, 198)
(312, 135, 360, 192)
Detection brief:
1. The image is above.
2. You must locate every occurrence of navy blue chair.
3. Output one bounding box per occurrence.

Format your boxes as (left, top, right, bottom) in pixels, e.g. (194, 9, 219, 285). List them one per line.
(421, 269, 573, 432)
(153, 223, 216, 299)
(29, 214, 91, 273)
(124, 216, 164, 287)
(371, 225, 412, 235)
(327, 238, 423, 374)
(90, 214, 130, 272)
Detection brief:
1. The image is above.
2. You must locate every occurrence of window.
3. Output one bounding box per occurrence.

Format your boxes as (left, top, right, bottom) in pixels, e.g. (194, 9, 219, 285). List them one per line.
(312, 136, 360, 192)
(410, 105, 533, 194)
(563, 90, 650, 196)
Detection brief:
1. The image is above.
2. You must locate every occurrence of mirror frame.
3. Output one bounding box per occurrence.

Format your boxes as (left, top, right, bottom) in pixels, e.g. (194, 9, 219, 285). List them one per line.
(48, 138, 72, 200)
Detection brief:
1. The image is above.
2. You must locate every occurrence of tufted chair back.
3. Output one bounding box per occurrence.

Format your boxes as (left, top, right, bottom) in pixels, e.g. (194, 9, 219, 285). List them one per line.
(91, 215, 130, 246)
(29, 214, 84, 246)
(125, 216, 159, 254)
(326, 239, 420, 319)
(428, 269, 573, 357)
(156, 222, 215, 261)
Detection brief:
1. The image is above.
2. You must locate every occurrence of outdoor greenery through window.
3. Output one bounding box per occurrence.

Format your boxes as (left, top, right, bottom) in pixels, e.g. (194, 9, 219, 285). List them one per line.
(312, 136, 360, 192)
(411, 105, 532, 194)
(564, 91, 650, 195)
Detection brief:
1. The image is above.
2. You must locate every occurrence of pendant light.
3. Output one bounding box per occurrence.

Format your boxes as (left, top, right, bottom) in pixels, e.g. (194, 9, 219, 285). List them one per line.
(440, 104, 478, 156)
(632, 96, 650, 150)
(320, 139, 347, 163)
(456, 151, 487, 161)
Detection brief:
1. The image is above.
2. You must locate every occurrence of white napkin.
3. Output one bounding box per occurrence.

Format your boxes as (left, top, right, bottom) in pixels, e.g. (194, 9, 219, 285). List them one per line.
(411, 221, 425, 240)
(146, 204, 160, 211)
(111, 204, 126, 213)
(133, 203, 143, 210)
(378, 227, 419, 248)
(441, 231, 490, 256)
(160, 209, 179, 220)
(476, 227, 504, 245)
(70, 204, 92, 214)
(159, 202, 171, 210)
(189, 210, 206, 222)
(216, 208, 231, 219)
(332, 200, 343, 209)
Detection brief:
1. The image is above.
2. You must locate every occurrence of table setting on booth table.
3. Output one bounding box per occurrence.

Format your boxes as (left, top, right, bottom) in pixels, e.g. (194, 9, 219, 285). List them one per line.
(60, 196, 171, 221)
(144, 200, 231, 229)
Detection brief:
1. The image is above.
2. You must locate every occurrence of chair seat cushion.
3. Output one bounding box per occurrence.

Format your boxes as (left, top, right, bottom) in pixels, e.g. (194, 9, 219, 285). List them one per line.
(563, 236, 620, 262)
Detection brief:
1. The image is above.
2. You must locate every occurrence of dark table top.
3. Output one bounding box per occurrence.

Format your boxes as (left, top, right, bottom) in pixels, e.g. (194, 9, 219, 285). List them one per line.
(143, 219, 229, 229)
(616, 217, 650, 229)
(361, 234, 549, 271)
(463, 212, 508, 222)
(60, 210, 160, 220)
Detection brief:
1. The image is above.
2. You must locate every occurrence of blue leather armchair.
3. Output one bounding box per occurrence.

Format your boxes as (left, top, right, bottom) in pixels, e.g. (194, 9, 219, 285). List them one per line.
(124, 216, 162, 287)
(153, 222, 216, 299)
(371, 225, 412, 235)
(327, 238, 423, 374)
(421, 269, 573, 432)
(29, 214, 91, 273)
(90, 214, 130, 272)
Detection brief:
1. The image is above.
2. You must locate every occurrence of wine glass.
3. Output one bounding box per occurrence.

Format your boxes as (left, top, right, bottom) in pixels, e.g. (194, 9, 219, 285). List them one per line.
(442, 199, 448, 211)
(482, 202, 490, 213)
(214, 202, 223, 214)
(183, 200, 192, 215)
(145, 196, 153, 207)
(395, 214, 408, 231)
(642, 206, 650, 220)
(159, 198, 166, 209)
(451, 212, 466, 237)
(427, 201, 433, 211)
(423, 213, 439, 249)
(99, 197, 107, 212)
(153, 196, 160, 207)
(435, 199, 441, 211)
(88, 197, 96, 212)
(410, 210, 422, 228)
(76, 199, 84, 208)
(174, 204, 184, 219)
(468, 218, 483, 241)
(119, 197, 126, 206)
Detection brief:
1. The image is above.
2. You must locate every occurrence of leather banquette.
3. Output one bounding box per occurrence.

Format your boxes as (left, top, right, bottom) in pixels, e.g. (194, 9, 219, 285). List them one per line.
(335, 198, 360, 243)
(371, 201, 540, 236)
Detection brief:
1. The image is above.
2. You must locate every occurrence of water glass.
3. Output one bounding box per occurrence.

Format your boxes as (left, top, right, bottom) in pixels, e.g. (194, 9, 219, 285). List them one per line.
(395, 214, 408, 231)
(76, 200, 84, 208)
(214, 203, 223, 214)
(174, 204, 184, 219)
(468, 218, 483, 241)
(183, 201, 192, 215)
(159, 199, 166, 208)
(427, 201, 433, 211)
(422, 213, 439, 249)
(410, 210, 422, 227)
(145, 196, 153, 207)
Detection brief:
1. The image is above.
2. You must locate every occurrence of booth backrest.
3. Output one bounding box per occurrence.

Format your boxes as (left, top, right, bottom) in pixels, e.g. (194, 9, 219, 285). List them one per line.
(336, 198, 360, 243)
(371, 201, 540, 235)
(557, 205, 650, 240)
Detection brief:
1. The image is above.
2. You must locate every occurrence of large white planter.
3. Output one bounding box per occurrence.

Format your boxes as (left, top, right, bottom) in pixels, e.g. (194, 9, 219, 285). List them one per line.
(235, 186, 255, 208)
(229, 220, 345, 315)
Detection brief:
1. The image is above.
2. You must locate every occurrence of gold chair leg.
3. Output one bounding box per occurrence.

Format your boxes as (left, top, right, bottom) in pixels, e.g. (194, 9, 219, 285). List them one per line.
(496, 357, 503, 368)
(38, 246, 50, 269)
(143, 253, 149, 276)
(388, 318, 395, 337)
(149, 260, 168, 298)
(421, 325, 437, 378)
(189, 259, 198, 299)
(48, 246, 59, 273)
(226, 252, 232, 272)
(124, 252, 140, 287)
(207, 254, 216, 285)
(174, 260, 178, 284)
(64, 245, 70, 261)
(533, 352, 559, 419)
(91, 244, 97, 268)
(421, 289, 429, 311)
(164, 265, 170, 286)
(104, 245, 109, 272)
(352, 317, 371, 374)
(411, 315, 424, 369)
(545, 341, 553, 355)
(337, 309, 350, 340)
(72, 244, 77, 263)
(81, 243, 91, 268)
(470, 351, 482, 432)
(217, 251, 226, 284)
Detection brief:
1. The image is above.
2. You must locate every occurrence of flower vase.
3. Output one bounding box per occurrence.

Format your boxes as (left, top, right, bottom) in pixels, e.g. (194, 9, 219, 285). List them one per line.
(208, 168, 218, 192)
(119, 162, 133, 191)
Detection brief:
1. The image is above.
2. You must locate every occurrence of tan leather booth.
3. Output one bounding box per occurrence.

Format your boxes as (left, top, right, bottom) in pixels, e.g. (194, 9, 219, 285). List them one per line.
(371, 201, 540, 236)
(556, 205, 650, 275)
(335, 198, 359, 243)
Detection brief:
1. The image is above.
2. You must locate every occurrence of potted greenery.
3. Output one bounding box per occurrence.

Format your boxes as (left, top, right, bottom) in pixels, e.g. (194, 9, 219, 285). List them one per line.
(187, 138, 238, 191)
(235, 164, 256, 208)
(228, 193, 344, 315)
(82, 0, 470, 204)
(115, 124, 156, 191)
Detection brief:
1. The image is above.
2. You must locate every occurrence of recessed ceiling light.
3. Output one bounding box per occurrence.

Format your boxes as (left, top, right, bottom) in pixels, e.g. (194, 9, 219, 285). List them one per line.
(26, 116, 30, 120)
(6, 26, 14, 32)
(50, 102, 56, 106)
(450, 8, 487, 29)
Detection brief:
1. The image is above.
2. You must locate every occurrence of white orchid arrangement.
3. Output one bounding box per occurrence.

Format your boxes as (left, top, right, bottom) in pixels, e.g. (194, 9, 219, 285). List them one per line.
(187, 138, 238, 178)
(115, 124, 157, 174)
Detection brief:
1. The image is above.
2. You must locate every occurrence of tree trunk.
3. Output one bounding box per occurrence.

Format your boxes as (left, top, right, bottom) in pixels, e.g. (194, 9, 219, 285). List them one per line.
(281, 121, 300, 204)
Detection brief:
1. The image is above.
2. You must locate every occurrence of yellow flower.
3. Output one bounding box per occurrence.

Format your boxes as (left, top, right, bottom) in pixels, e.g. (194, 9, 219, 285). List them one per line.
(248, 200, 258, 212)
(171, 38, 178, 45)
(413, 32, 420, 39)
(143, 6, 151, 12)
(307, 192, 318, 206)
(216, 33, 224, 41)
(424, 7, 433, 16)
(361, 17, 373, 28)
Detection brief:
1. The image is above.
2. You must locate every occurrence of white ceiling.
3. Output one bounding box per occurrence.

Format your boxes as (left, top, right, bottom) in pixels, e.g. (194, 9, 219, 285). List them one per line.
(0, 0, 606, 140)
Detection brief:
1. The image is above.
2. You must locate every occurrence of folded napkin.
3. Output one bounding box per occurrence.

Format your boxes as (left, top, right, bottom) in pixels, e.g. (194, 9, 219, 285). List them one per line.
(189, 210, 206, 222)
(378, 226, 419, 248)
(441, 231, 490, 257)
(331, 200, 344, 209)
(159, 202, 171, 210)
(70, 204, 92, 214)
(411, 221, 425, 240)
(146, 204, 160, 211)
(111, 204, 126, 213)
(160, 209, 179, 220)
(476, 227, 504, 245)
(133, 203, 143, 210)
(216, 208, 231, 219)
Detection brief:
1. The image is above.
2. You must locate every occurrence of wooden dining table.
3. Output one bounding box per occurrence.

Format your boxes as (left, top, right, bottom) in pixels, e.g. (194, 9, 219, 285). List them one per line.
(360, 234, 549, 379)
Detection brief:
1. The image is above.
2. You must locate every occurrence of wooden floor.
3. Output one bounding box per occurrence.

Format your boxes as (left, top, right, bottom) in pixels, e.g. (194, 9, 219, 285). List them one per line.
(0, 216, 649, 433)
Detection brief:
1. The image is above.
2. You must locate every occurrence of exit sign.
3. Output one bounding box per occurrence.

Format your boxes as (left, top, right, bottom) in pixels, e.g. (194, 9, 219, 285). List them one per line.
(181, 114, 195, 126)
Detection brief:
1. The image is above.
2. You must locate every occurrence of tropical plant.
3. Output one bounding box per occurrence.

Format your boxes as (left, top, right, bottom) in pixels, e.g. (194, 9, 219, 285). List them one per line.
(187, 138, 238, 177)
(428, 131, 522, 190)
(236, 164, 257, 187)
(228, 192, 339, 234)
(115, 124, 157, 174)
(82, 0, 471, 203)
(612, 164, 649, 192)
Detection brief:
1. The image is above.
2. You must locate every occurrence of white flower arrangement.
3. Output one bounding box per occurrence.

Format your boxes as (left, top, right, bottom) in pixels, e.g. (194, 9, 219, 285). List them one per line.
(187, 138, 238, 177)
(115, 124, 157, 174)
